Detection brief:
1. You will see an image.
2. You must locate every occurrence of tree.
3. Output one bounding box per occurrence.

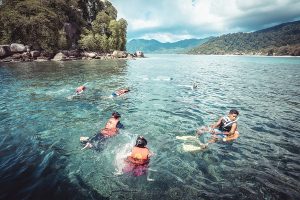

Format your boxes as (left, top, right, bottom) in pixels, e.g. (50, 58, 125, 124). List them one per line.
(0, 0, 62, 50)
(92, 11, 110, 35)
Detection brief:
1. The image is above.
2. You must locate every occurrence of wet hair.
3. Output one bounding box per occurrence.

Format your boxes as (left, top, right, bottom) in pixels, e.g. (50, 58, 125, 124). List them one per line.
(112, 112, 121, 118)
(135, 136, 147, 148)
(229, 109, 239, 115)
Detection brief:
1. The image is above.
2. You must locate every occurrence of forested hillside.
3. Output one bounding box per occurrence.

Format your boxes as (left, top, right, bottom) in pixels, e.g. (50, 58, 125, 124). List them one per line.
(188, 21, 300, 56)
(127, 38, 211, 53)
(0, 0, 127, 52)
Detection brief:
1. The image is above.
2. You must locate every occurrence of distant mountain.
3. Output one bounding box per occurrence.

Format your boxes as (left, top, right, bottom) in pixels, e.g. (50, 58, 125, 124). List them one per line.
(126, 38, 211, 53)
(188, 20, 300, 56)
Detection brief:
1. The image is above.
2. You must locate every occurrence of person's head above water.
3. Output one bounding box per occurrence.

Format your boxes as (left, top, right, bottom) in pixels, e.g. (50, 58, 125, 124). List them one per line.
(112, 111, 121, 119)
(135, 136, 147, 148)
(228, 109, 239, 121)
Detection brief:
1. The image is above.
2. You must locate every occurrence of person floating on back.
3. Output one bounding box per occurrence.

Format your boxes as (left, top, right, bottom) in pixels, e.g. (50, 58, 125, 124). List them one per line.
(123, 136, 153, 176)
(111, 88, 130, 97)
(197, 109, 240, 142)
(76, 85, 86, 94)
(80, 112, 124, 150)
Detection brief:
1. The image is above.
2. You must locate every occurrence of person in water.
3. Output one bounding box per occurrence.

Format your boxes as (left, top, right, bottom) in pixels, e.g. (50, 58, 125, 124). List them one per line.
(111, 88, 130, 97)
(197, 109, 240, 142)
(123, 136, 153, 176)
(80, 112, 124, 150)
(76, 85, 86, 94)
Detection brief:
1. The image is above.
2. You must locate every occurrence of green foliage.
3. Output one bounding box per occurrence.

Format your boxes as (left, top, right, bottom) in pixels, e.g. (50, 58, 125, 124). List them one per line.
(79, 12, 127, 52)
(92, 11, 111, 35)
(104, 1, 117, 20)
(188, 21, 300, 56)
(0, 0, 127, 52)
(79, 31, 108, 52)
(0, 0, 62, 50)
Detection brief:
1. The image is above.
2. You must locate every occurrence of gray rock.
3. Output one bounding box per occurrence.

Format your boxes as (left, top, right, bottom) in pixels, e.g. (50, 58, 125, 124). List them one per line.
(83, 52, 96, 58)
(135, 51, 144, 57)
(52, 52, 67, 61)
(10, 43, 26, 53)
(0, 45, 11, 58)
(31, 50, 40, 58)
(112, 50, 128, 58)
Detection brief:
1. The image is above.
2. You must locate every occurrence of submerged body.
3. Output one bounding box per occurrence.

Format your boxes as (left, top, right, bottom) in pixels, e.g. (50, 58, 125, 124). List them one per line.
(80, 112, 124, 150)
(76, 85, 86, 94)
(111, 88, 130, 97)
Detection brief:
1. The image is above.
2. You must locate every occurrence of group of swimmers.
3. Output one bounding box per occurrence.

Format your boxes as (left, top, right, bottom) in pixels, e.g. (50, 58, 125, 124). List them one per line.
(75, 85, 240, 175)
(76, 86, 152, 175)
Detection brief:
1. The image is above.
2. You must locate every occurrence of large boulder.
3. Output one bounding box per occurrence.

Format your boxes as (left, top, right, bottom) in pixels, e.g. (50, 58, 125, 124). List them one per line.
(52, 52, 67, 61)
(135, 51, 144, 58)
(0, 45, 11, 58)
(82, 52, 96, 58)
(10, 43, 26, 53)
(31, 50, 40, 58)
(112, 50, 127, 58)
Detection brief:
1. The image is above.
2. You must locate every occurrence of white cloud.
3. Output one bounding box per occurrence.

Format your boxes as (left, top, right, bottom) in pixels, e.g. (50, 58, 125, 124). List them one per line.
(110, 0, 300, 42)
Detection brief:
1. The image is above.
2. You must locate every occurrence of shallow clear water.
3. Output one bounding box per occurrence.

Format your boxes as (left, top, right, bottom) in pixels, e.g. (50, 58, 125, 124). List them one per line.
(0, 55, 299, 199)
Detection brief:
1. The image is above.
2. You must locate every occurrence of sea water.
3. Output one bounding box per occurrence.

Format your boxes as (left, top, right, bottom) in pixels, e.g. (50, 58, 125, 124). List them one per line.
(0, 54, 299, 199)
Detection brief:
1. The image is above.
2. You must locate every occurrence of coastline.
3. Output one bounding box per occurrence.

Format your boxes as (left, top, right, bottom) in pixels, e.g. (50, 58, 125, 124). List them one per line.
(0, 45, 145, 63)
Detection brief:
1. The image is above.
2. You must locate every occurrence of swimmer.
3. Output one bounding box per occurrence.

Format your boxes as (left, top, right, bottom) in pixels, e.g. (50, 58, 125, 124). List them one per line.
(192, 82, 198, 89)
(197, 109, 240, 143)
(123, 136, 153, 176)
(177, 109, 239, 152)
(80, 112, 124, 150)
(76, 85, 86, 94)
(111, 88, 130, 97)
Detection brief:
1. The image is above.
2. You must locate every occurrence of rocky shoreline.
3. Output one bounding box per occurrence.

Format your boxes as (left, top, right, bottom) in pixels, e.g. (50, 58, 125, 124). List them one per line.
(0, 43, 145, 63)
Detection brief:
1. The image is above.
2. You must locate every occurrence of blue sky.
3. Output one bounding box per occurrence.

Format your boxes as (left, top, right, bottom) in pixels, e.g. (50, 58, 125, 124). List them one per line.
(110, 0, 300, 42)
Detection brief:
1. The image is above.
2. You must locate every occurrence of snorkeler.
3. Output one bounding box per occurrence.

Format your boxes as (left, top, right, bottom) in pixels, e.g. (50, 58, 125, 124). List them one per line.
(111, 88, 130, 97)
(197, 109, 240, 142)
(123, 136, 153, 176)
(80, 112, 124, 150)
(76, 85, 86, 94)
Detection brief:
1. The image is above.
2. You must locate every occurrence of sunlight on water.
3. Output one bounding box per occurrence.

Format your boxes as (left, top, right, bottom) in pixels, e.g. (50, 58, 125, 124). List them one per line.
(0, 55, 300, 199)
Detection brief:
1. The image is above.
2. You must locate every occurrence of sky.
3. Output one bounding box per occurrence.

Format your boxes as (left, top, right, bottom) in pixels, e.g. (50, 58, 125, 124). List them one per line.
(110, 0, 300, 43)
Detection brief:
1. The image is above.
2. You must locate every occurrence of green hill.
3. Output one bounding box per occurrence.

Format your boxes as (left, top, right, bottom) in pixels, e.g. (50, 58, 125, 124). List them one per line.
(188, 20, 300, 56)
(126, 38, 211, 53)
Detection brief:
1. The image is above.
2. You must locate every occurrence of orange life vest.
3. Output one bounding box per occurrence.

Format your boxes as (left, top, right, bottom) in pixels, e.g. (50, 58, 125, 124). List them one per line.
(127, 146, 150, 165)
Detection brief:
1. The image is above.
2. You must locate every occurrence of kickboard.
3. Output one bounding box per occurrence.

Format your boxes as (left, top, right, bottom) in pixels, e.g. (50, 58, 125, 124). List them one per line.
(176, 135, 198, 141)
(182, 144, 206, 152)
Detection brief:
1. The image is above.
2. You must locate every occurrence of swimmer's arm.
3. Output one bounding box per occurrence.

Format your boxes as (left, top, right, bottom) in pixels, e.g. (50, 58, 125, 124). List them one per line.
(210, 117, 222, 134)
(227, 123, 237, 136)
(148, 150, 154, 158)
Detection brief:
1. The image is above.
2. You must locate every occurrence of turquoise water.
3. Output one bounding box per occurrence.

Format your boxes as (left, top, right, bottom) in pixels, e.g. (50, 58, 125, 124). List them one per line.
(0, 55, 299, 199)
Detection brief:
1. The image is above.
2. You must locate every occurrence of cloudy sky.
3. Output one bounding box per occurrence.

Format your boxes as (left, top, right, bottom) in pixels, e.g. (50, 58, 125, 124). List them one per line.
(110, 0, 300, 42)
